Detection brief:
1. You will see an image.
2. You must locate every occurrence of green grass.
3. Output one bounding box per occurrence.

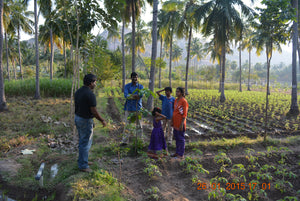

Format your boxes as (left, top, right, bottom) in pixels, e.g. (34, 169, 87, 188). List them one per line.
(72, 169, 125, 201)
(4, 78, 72, 97)
(187, 135, 300, 151)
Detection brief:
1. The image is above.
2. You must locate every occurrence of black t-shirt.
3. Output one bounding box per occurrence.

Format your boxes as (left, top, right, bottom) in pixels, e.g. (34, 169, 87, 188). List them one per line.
(75, 86, 97, 119)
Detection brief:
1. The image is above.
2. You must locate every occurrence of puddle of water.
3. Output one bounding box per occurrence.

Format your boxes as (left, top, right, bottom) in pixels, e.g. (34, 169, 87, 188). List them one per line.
(0, 191, 16, 201)
(50, 164, 58, 179)
(190, 118, 213, 131)
(189, 127, 204, 135)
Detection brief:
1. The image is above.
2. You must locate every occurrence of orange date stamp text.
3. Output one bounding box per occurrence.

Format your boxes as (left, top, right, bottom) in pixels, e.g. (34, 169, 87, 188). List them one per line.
(197, 182, 271, 191)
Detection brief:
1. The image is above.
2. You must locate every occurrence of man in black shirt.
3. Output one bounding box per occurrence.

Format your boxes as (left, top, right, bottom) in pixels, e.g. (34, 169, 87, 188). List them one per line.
(75, 74, 106, 172)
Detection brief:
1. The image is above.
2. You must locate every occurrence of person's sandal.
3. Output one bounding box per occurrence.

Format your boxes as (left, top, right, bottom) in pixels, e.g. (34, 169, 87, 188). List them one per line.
(79, 168, 92, 173)
(171, 153, 179, 157)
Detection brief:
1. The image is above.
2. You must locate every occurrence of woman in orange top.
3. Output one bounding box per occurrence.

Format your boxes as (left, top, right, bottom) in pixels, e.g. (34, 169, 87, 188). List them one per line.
(171, 87, 188, 158)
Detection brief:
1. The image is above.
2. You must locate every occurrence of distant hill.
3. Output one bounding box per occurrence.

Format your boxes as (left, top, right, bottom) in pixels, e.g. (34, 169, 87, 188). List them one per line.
(102, 29, 292, 67)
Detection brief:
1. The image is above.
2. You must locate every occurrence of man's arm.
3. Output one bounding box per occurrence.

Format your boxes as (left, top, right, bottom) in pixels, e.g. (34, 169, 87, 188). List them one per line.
(91, 107, 107, 127)
(156, 88, 164, 97)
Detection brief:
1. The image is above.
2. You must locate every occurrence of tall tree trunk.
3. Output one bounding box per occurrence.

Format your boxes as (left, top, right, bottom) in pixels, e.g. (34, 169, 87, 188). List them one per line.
(70, 44, 73, 61)
(264, 45, 272, 141)
(0, 0, 7, 111)
(34, 0, 40, 99)
(289, 0, 299, 115)
(158, 37, 163, 88)
(247, 49, 251, 91)
(267, 61, 271, 95)
(131, 0, 136, 72)
(18, 26, 23, 80)
(70, 0, 80, 125)
(122, 19, 126, 92)
(5, 32, 9, 81)
(169, 32, 173, 88)
(50, 27, 54, 80)
(13, 59, 16, 80)
(185, 26, 192, 95)
(147, 0, 158, 110)
(63, 40, 67, 78)
(220, 46, 226, 103)
(219, 62, 222, 93)
(239, 44, 242, 92)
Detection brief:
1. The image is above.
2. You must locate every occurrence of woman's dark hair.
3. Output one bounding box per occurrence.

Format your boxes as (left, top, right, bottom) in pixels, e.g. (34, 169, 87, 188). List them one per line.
(83, 74, 97, 86)
(164, 87, 172, 93)
(131, 72, 138, 78)
(177, 87, 185, 97)
(152, 107, 162, 116)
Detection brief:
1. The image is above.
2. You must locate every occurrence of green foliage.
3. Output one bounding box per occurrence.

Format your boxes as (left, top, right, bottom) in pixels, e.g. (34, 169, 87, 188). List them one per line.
(277, 196, 298, 201)
(143, 154, 162, 178)
(72, 169, 124, 201)
(180, 156, 209, 175)
(84, 35, 121, 83)
(129, 138, 145, 155)
(230, 164, 246, 183)
(144, 186, 160, 200)
(208, 187, 226, 201)
(214, 150, 232, 173)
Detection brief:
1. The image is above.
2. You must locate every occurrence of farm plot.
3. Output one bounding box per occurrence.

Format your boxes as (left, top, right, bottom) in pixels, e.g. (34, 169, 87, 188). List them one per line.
(185, 90, 300, 140)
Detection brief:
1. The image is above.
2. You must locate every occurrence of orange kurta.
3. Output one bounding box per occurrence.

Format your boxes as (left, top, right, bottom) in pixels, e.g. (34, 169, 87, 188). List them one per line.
(172, 97, 188, 130)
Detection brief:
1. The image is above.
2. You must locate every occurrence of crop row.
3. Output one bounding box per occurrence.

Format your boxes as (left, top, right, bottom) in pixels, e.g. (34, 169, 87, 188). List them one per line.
(186, 89, 299, 134)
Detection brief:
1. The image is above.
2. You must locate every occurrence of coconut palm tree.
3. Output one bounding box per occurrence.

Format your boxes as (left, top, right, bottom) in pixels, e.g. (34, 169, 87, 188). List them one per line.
(3, 0, 11, 81)
(5, 33, 18, 80)
(190, 37, 204, 69)
(0, 0, 8, 111)
(125, 19, 150, 57)
(22, 0, 40, 98)
(146, 0, 159, 110)
(53, 0, 74, 79)
(177, 0, 200, 94)
(196, 0, 255, 102)
(39, 16, 62, 79)
(39, 0, 55, 80)
(241, 24, 255, 91)
(34, 0, 40, 99)
(289, 0, 299, 115)
(172, 43, 183, 66)
(160, 1, 182, 87)
(8, 0, 33, 80)
(125, 0, 145, 72)
(190, 37, 204, 86)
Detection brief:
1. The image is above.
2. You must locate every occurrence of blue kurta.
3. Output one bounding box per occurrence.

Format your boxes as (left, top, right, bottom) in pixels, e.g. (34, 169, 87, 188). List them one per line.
(124, 82, 144, 111)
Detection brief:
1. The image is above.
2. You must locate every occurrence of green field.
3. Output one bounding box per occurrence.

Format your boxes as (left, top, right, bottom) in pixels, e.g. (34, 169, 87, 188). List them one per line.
(0, 84, 299, 201)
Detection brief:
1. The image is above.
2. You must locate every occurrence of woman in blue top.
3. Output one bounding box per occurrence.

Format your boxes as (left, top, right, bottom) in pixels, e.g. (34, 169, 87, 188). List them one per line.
(156, 87, 175, 145)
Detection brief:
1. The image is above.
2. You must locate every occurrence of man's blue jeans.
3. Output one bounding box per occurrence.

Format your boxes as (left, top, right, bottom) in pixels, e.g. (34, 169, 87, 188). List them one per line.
(75, 115, 93, 169)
